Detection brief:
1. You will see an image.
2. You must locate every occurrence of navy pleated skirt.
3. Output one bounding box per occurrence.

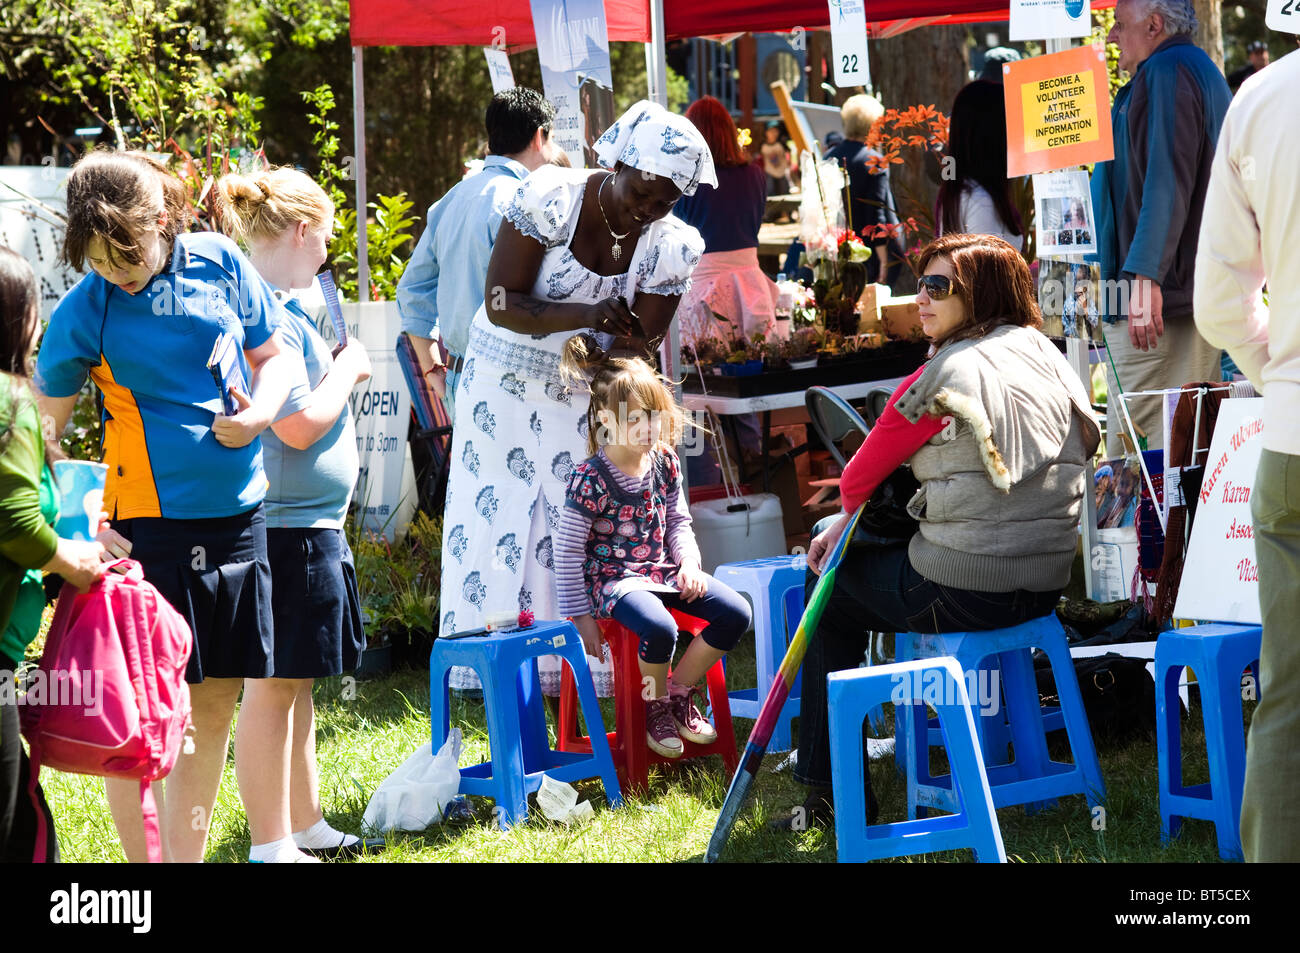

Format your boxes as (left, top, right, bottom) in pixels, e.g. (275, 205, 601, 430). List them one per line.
(116, 505, 274, 684)
(266, 527, 365, 678)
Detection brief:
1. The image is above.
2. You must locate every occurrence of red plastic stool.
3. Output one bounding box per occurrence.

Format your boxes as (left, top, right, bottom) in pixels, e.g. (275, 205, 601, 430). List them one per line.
(557, 611, 738, 795)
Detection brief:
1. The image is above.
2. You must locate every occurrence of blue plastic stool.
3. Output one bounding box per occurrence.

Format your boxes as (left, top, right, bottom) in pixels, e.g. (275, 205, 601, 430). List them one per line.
(429, 619, 623, 826)
(828, 658, 1006, 862)
(897, 614, 1106, 818)
(1155, 623, 1262, 861)
(715, 555, 807, 752)
(901, 664, 1066, 777)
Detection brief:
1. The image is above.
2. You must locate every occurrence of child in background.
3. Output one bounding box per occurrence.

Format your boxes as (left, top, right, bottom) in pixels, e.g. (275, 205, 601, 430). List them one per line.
(555, 356, 750, 758)
(216, 166, 381, 859)
(761, 121, 792, 197)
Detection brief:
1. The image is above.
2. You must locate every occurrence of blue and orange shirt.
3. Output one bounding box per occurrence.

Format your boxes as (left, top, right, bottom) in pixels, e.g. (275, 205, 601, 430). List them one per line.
(36, 232, 287, 520)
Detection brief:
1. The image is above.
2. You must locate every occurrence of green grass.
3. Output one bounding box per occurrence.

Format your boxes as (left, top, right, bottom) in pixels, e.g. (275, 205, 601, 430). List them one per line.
(37, 632, 1233, 863)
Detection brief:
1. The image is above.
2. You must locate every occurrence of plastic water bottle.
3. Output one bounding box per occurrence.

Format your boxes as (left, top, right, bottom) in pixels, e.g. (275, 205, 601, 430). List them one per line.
(774, 273, 793, 330)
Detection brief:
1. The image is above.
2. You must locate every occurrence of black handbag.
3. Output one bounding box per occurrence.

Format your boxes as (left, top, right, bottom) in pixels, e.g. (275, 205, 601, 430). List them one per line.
(849, 466, 921, 547)
(1035, 651, 1159, 746)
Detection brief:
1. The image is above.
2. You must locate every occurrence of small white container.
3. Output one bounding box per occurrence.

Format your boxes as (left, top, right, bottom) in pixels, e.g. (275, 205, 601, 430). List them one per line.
(689, 493, 788, 574)
(1094, 526, 1140, 603)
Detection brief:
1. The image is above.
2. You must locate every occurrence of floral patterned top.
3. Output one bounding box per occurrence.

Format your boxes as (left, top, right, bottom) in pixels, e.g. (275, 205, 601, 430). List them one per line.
(560, 446, 696, 619)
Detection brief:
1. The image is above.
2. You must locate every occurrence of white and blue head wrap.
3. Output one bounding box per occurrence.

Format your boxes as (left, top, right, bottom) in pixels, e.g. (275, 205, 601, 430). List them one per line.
(593, 100, 719, 197)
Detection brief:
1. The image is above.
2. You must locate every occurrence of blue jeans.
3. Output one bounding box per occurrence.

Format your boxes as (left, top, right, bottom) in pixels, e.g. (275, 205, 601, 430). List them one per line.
(442, 359, 461, 421)
(794, 540, 1061, 789)
(609, 577, 751, 665)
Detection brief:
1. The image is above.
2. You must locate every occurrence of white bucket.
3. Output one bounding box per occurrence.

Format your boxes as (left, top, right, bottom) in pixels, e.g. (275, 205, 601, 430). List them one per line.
(689, 493, 788, 574)
(1094, 526, 1139, 603)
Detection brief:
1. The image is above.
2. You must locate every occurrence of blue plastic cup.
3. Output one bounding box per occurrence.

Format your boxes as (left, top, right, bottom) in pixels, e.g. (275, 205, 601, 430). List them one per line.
(52, 460, 109, 541)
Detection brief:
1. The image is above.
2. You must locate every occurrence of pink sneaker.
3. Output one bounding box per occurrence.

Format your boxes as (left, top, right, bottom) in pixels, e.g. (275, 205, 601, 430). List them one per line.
(669, 684, 717, 744)
(646, 697, 684, 758)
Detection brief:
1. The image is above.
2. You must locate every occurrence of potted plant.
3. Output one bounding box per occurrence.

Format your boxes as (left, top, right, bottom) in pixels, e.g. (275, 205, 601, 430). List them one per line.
(352, 530, 398, 678)
(787, 327, 820, 370)
(792, 283, 818, 328)
(762, 336, 791, 371)
(816, 327, 845, 363)
(388, 512, 441, 669)
(351, 512, 442, 677)
(722, 332, 765, 376)
(688, 335, 728, 374)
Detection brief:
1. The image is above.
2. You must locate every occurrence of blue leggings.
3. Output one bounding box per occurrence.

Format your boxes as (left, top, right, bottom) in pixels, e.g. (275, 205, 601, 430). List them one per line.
(609, 576, 751, 665)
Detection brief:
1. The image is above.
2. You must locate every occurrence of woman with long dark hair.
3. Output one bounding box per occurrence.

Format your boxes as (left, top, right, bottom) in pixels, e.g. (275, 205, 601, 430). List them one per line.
(936, 81, 1023, 249)
(0, 246, 106, 861)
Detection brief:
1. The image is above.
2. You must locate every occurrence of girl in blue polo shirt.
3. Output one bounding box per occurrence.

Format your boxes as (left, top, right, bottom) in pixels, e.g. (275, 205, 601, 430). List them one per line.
(215, 167, 381, 858)
(35, 150, 309, 863)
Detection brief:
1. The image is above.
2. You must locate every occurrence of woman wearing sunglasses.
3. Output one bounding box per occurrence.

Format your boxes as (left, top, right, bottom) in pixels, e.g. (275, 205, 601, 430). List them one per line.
(774, 233, 1100, 831)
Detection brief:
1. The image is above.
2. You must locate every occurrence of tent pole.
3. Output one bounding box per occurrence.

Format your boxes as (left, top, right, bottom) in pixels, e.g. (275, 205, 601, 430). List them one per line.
(352, 45, 370, 300)
(644, 0, 680, 441)
(1045, 33, 1100, 600)
(645, 0, 669, 107)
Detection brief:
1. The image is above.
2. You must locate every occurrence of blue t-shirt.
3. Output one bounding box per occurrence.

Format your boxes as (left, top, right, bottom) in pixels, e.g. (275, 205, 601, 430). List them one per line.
(261, 296, 359, 530)
(36, 232, 286, 520)
(672, 162, 766, 254)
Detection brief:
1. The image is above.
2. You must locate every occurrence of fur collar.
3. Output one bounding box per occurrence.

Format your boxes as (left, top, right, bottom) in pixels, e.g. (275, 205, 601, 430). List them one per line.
(926, 387, 1012, 492)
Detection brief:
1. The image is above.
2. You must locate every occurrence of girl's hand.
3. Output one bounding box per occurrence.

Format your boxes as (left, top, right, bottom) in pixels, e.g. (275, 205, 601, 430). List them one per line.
(336, 340, 373, 385)
(807, 513, 852, 575)
(95, 513, 133, 561)
(573, 614, 605, 660)
(676, 559, 709, 602)
(212, 386, 270, 448)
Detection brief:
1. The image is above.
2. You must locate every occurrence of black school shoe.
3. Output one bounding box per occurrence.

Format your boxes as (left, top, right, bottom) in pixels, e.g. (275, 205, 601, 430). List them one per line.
(768, 785, 880, 832)
(299, 835, 388, 860)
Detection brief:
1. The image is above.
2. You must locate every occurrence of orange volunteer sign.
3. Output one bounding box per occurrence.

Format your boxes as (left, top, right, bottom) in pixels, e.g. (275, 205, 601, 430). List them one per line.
(1003, 44, 1113, 177)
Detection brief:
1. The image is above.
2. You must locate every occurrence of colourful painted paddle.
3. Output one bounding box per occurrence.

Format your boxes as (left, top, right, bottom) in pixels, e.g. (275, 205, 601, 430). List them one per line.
(705, 503, 867, 863)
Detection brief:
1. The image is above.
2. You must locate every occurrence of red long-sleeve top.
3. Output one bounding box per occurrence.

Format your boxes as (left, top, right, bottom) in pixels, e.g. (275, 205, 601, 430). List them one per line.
(839, 365, 947, 513)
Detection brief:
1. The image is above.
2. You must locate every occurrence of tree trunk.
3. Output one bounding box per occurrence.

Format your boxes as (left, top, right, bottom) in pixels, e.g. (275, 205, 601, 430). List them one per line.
(868, 24, 970, 291)
(1194, 0, 1224, 70)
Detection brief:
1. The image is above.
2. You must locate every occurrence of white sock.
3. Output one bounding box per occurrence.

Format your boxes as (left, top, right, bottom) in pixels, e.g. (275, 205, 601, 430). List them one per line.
(292, 817, 359, 850)
(249, 836, 320, 863)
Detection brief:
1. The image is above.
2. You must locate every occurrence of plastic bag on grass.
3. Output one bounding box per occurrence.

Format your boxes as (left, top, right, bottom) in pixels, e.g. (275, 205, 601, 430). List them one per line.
(362, 728, 462, 833)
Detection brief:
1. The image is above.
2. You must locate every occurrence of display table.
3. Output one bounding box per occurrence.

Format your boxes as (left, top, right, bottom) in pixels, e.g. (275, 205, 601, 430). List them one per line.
(756, 222, 802, 271)
(682, 374, 908, 417)
(682, 355, 923, 494)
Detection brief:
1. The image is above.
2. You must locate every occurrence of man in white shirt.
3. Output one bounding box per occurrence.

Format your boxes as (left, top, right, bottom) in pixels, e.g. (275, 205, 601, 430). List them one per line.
(1194, 47, 1300, 863)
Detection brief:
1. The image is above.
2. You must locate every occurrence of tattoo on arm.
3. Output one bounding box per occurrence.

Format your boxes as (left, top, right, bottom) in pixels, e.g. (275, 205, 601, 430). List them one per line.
(516, 296, 553, 318)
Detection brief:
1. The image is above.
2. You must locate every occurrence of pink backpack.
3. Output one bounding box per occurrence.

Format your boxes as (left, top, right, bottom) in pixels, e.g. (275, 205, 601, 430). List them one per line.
(21, 559, 193, 863)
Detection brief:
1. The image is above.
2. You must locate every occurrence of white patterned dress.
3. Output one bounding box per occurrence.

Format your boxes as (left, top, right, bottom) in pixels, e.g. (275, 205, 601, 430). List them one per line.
(440, 165, 704, 694)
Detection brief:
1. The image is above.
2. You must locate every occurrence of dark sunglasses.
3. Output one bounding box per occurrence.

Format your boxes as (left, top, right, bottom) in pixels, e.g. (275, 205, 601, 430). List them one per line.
(918, 274, 955, 299)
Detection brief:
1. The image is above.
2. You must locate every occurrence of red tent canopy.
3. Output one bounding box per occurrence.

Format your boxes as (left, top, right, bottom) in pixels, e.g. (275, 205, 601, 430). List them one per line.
(349, 0, 647, 48)
(349, 1, 1114, 48)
